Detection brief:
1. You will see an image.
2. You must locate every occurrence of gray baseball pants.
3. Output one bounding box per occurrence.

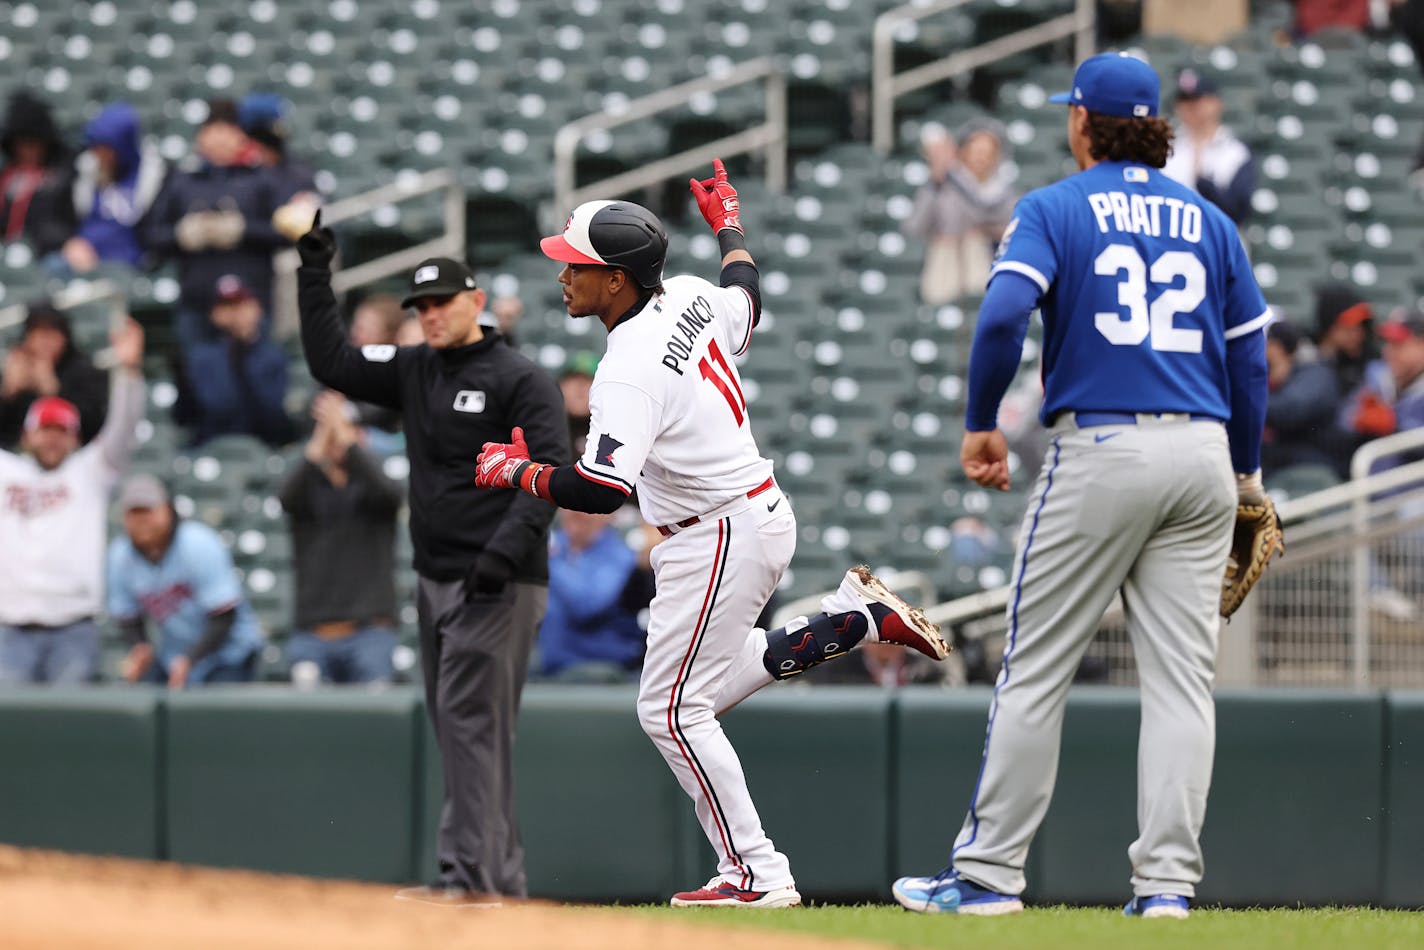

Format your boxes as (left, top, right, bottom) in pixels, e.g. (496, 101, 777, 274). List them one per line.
(951, 415, 1236, 899)
(416, 576, 545, 897)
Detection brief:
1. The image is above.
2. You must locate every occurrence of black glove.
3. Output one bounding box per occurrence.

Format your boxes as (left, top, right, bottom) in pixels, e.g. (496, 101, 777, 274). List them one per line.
(465, 551, 515, 599)
(296, 209, 337, 269)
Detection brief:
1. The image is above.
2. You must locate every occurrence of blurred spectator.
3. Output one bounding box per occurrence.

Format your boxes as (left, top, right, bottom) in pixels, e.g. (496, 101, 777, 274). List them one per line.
(395, 314, 426, 347)
(346, 294, 405, 456)
(490, 295, 524, 343)
(179, 274, 294, 447)
(536, 509, 645, 678)
(904, 120, 1017, 305)
(144, 99, 290, 347)
(1162, 69, 1256, 226)
(109, 474, 265, 687)
(1338, 308, 1424, 473)
(0, 319, 145, 684)
(280, 390, 402, 685)
(238, 92, 317, 203)
(1313, 283, 1374, 396)
(0, 304, 108, 448)
(0, 91, 67, 244)
(560, 351, 599, 456)
(29, 102, 167, 276)
(1294, 0, 1371, 35)
(1261, 318, 1342, 475)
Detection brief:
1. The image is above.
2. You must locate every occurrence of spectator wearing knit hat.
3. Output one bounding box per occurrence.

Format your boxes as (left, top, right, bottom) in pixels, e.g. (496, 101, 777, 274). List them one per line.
(1261, 317, 1342, 476)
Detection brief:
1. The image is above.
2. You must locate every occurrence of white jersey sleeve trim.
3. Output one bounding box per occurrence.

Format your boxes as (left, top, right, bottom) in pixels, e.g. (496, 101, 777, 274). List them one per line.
(574, 458, 634, 494)
(1225, 308, 1273, 341)
(733, 286, 755, 357)
(989, 260, 1049, 293)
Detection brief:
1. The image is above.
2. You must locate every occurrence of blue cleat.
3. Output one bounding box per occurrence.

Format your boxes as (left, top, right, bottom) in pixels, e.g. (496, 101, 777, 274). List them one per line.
(1123, 895, 1190, 919)
(892, 870, 1024, 915)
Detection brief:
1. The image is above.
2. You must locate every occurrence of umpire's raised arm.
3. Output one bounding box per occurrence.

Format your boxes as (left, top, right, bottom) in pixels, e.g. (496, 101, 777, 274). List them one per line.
(295, 214, 405, 409)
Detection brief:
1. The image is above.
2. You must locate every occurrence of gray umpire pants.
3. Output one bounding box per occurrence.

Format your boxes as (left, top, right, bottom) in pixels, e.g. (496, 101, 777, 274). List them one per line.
(416, 576, 545, 897)
(951, 416, 1236, 899)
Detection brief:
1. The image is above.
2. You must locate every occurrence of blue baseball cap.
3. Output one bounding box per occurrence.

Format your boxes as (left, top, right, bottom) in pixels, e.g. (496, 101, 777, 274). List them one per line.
(1049, 52, 1160, 119)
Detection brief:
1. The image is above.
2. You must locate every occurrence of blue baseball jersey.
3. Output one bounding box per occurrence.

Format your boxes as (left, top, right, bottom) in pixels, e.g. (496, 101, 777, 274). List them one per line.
(107, 520, 265, 679)
(989, 160, 1270, 423)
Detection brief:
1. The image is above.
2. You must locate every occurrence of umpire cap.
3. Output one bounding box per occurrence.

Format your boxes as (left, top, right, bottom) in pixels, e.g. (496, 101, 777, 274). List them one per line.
(540, 200, 668, 289)
(400, 257, 479, 309)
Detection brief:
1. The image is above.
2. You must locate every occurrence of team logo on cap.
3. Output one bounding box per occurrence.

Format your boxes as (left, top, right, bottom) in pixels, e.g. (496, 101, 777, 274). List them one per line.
(414, 265, 439, 284)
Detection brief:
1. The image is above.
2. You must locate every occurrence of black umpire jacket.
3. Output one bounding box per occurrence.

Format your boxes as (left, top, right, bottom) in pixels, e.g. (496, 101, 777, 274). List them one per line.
(297, 265, 568, 584)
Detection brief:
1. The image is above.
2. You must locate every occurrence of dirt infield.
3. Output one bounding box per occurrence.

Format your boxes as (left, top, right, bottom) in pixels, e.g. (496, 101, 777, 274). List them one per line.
(0, 846, 875, 950)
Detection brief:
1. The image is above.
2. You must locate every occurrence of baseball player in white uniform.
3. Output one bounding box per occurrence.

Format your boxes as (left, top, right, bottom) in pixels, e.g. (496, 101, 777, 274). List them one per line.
(474, 161, 949, 907)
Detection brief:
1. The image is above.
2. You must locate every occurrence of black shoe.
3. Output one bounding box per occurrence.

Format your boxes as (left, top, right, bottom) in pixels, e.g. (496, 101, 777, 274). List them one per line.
(394, 883, 502, 907)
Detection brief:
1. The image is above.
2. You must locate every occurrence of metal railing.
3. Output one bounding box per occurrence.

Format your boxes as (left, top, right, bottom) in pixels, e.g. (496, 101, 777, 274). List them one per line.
(0, 277, 128, 332)
(551, 57, 787, 227)
(871, 0, 1096, 154)
(271, 168, 465, 336)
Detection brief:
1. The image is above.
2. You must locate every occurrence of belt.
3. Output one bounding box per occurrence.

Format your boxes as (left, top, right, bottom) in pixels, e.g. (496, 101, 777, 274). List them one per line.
(656, 477, 776, 537)
(13, 617, 93, 632)
(1071, 411, 1221, 427)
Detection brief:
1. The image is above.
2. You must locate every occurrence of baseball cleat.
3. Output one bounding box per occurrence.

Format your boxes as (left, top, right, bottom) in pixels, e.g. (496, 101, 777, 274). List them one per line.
(394, 883, 502, 908)
(822, 566, 951, 661)
(670, 876, 802, 908)
(892, 871, 1023, 915)
(1123, 895, 1190, 919)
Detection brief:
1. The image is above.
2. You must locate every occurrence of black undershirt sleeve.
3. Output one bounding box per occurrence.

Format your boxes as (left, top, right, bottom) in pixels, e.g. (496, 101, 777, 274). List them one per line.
(546, 465, 628, 514)
(187, 608, 238, 665)
(720, 260, 761, 328)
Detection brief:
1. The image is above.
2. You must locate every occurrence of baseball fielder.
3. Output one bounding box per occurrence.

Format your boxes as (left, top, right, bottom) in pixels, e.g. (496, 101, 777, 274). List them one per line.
(474, 161, 949, 907)
(893, 54, 1270, 919)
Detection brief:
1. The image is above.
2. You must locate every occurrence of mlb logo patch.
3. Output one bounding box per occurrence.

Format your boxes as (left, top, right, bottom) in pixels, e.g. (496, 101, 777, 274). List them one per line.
(1124, 167, 1148, 183)
(1133, 104, 1149, 117)
(414, 265, 439, 284)
(453, 390, 486, 413)
(361, 344, 397, 362)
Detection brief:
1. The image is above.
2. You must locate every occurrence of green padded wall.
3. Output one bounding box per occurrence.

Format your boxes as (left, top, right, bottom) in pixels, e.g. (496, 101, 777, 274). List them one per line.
(1033, 687, 1140, 904)
(0, 687, 162, 858)
(891, 688, 999, 881)
(1384, 691, 1424, 908)
(165, 688, 420, 882)
(1201, 691, 1386, 906)
(705, 686, 895, 898)
(419, 686, 687, 901)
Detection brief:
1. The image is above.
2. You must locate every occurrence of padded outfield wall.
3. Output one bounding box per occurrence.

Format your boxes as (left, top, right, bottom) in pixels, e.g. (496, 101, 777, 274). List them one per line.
(0, 686, 1417, 907)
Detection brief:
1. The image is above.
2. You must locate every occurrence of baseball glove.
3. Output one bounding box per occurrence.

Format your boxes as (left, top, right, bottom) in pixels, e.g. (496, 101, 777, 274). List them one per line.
(1220, 497, 1284, 618)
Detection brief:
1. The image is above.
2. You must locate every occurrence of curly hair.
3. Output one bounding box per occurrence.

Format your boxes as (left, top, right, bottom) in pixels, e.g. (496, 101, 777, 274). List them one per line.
(1083, 112, 1175, 168)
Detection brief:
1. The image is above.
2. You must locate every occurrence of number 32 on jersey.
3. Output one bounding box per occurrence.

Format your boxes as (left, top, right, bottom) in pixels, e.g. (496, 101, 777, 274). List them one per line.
(1094, 244, 1205, 354)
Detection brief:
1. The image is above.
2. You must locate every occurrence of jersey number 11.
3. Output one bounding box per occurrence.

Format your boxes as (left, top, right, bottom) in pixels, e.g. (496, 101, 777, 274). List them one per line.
(699, 338, 748, 426)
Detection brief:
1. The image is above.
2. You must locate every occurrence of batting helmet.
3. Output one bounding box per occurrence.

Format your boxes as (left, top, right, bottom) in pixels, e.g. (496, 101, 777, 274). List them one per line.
(540, 200, 668, 290)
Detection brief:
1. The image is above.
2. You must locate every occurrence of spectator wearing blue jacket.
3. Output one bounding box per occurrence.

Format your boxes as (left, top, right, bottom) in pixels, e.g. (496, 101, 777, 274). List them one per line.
(31, 102, 167, 276)
(143, 99, 290, 347)
(537, 509, 645, 677)
(179, 274, 294, 447)
(238, 93, 317, 204)
(109, 474, 265, 687)
(1261, 318, 1342, 475)
(1162, 69, 1256, 226)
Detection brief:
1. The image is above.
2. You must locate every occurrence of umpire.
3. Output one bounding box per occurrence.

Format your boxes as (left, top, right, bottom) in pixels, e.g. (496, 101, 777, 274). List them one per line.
(296, 216, 567, 903)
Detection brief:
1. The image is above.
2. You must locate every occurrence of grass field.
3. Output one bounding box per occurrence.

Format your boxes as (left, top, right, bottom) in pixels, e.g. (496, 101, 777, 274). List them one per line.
(639, 904, 1424, 949)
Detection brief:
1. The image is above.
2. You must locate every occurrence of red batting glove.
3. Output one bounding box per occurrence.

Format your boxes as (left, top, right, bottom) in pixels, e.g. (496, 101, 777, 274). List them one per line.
(475, 427, 532, 489)
(689, 158, 742, 234)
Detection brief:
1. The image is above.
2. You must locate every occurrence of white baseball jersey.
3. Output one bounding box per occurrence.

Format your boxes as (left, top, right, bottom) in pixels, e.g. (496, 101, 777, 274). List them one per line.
(575, 273, 773, 526)
(0, 373, 144, 627)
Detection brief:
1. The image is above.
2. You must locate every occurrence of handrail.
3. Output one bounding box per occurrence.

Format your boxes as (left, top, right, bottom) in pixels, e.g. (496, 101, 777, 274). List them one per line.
(551, 57, 786, 227)
(270, 167, 464, 336)
(871, 0, 1096, 154)
(0, 277, 127, 331)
